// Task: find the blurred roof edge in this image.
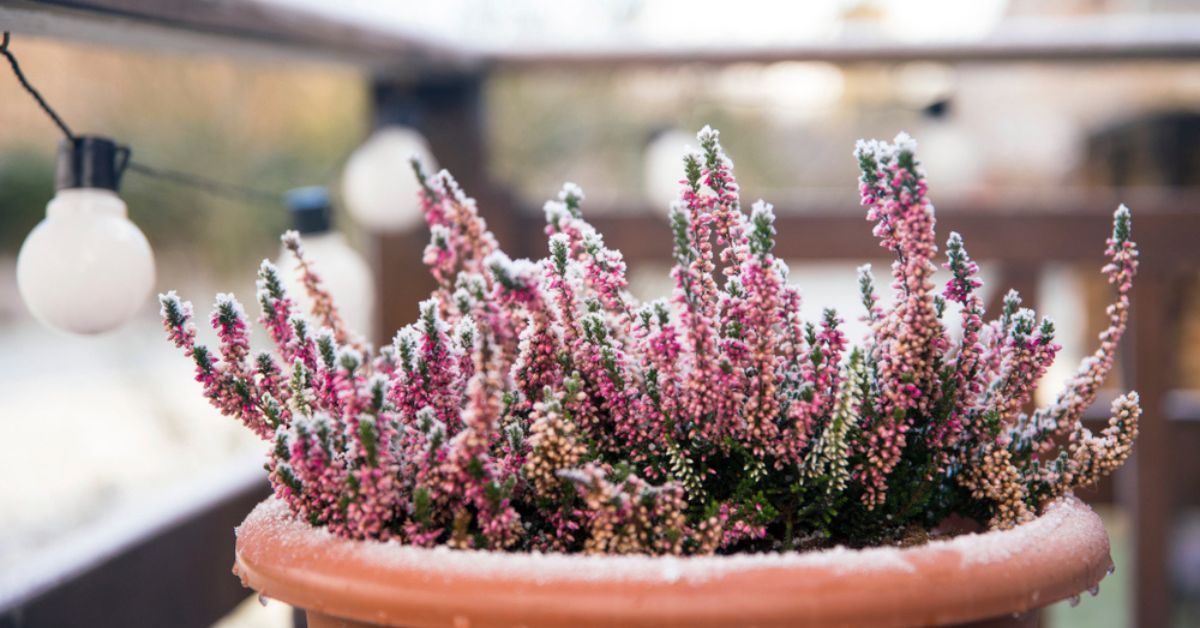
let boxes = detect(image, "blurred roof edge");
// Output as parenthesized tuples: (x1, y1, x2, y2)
(1, 1, 1198, 76)
(490, 14, 1200, 67)
(0, 0, 482, 77)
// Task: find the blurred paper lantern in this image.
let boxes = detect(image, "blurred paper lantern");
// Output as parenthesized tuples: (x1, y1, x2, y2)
(342, 126, 436, 233)
(912, 124, 983, 193)
(761, 62, 845, 123)
(643, 128, 695, 209)
(715, 62, 844, 124)
(278, 187, 376, 338)
(882, 0, 1008, 43)
(17, 137, 155, 335)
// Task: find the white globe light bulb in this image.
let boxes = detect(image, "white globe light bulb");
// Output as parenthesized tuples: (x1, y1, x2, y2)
(643, 129, 695, 210)
(17, 188, 155, 334)
(342, 126, 436, 233)
(279, 186, 377, 339)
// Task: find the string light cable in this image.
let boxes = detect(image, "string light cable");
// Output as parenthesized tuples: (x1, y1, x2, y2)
(3, 31, 313, 336)
(1, 31, 309, 204)
(4, 31, 426, 336)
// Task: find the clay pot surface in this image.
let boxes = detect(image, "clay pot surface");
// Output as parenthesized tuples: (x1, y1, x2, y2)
(234, 496, 1112, 628)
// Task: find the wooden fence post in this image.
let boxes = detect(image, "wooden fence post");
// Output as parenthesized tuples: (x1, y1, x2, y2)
(366, 70, 519, 343)
(1119, 268, 1180, 627)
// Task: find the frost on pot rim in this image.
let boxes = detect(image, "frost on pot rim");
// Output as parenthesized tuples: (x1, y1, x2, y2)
(232, 494, 1113, 628)
(161, 127, 1140, 554)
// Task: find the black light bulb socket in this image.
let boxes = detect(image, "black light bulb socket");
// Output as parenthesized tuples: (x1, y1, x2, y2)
(55, 135, 129, 192)
(286, 186, 333, 234)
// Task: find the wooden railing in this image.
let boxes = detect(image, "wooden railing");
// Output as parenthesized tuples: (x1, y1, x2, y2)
(0, 457, 269, 628)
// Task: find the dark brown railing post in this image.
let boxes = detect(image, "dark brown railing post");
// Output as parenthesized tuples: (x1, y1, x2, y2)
(368, 70, 520, 345)
(1119, 266, 1181, 628)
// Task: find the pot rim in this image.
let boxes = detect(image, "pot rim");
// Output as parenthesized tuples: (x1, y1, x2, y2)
(234, 495, 1112, 627)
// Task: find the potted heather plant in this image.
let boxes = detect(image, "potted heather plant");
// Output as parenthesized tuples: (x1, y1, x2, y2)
(162, 129, 1139, 627)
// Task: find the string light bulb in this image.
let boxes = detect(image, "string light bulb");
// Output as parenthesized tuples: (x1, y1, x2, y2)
(17, 136, 155, 335)
(341, 126, 436, 233)
(643, 128, 695, 209)
(277, 186, 376, 338)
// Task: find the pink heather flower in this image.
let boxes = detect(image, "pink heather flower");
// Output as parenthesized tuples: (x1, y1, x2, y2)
(389, 300, 467, 433)
(1028, 205, 1138, 450)
(424, 224, 458, 297)
(812, 310, 849, 421)
(412, 157, 450, 228)
(160, 128, 1142, 554)
(159, 291, 196, 350)
(975, 289, 1023, 403)
(737, 201, 787, 456)
(434, 169, 500, 274)
(986, 311, 1060, 441)
(634, 300, 683, 450)
(161, 291, 274, 439)
(543, 183, 634, 323)
(853, 133, 948, 508)
(256, 261, 297, 359)
(543, 183, 588, 258)
(491, 251, 562, 410)
(281, 231, 358, 349)
(580, 229, 634, 323)
(212, 293, 251, 367)
(939, 232, 985, 447)
(784, 310, 848, 467)
(718, 502, 768, 549)
(697, 126, 748, 277)
(672, 136, 745, 442)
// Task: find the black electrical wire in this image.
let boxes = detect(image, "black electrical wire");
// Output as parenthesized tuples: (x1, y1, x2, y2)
(1, 31, 327, 205)
(1, 32, 77, 141)
(123, 161, 283, 203)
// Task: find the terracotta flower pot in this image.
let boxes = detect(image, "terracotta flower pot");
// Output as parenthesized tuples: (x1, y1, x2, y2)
(233, 496, 1113, 628)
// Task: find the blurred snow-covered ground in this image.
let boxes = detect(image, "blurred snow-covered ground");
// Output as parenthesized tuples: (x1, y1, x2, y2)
(0, 258, 267, 587)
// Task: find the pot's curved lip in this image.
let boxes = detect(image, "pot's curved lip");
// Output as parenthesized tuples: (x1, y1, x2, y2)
(234, 495, 1112, 628)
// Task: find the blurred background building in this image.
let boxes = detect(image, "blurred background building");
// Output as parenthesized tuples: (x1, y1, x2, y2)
(1, 0, 1198, 626)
